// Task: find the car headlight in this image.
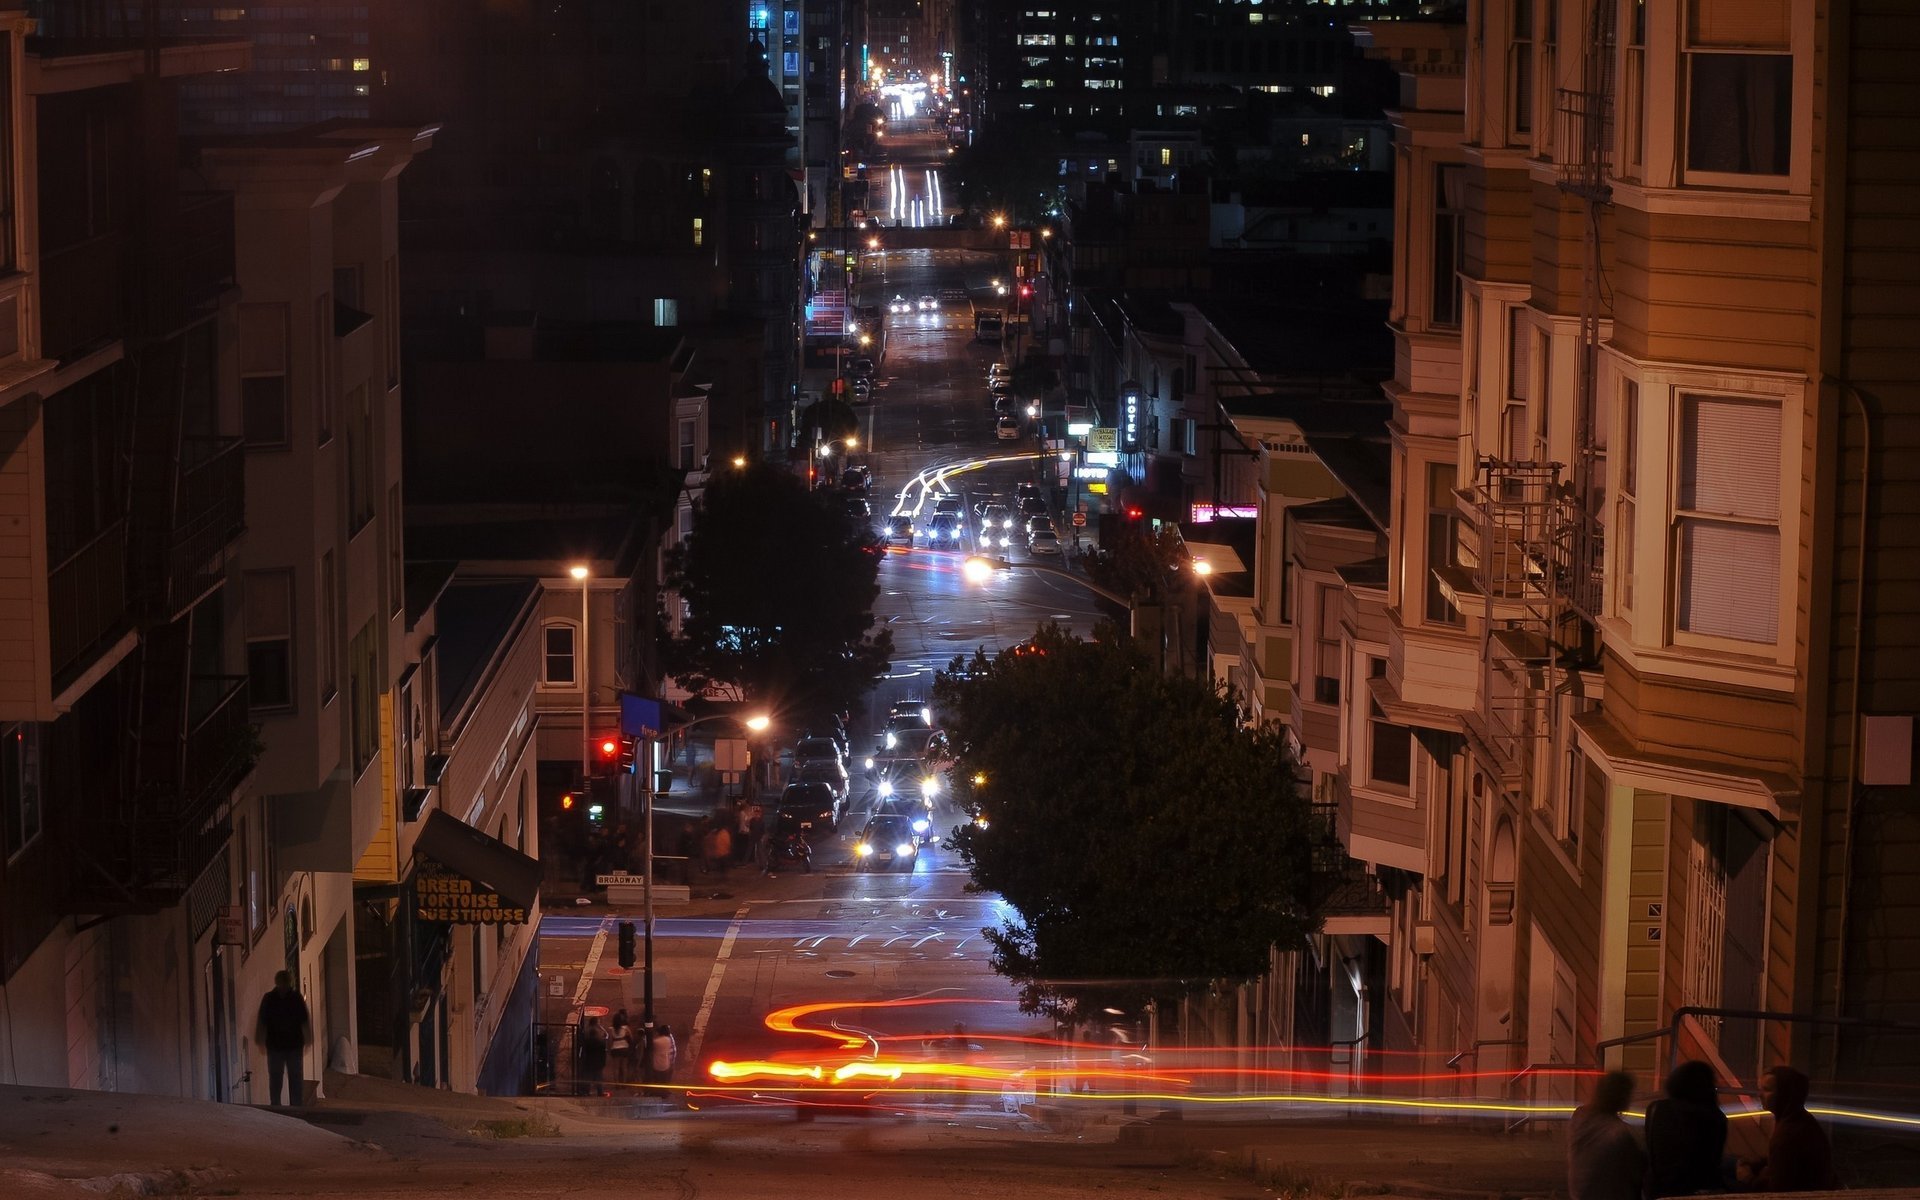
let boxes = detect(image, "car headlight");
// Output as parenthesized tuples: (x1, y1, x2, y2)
(886, 732, 898, 748)
(864, 757, 876, 770)
(896, 843, 916, 856)
(855, 843, 873, 856)
(921, 707, 932, 724)
(878, 780, 893, 797)
(912, 818, 929, 834)
(923, 777, 940, 796)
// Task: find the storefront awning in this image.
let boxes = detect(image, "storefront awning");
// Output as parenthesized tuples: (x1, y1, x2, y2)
(412, 809, 542, 924)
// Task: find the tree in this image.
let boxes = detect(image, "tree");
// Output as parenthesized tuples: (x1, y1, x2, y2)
(935, 625, 1317, 1022)
(662, 463, 892, 717)
(1085, 518, 1186, 603)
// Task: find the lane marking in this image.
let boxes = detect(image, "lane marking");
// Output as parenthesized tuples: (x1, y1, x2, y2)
(572, 917, 611, 1012)
(687, 904, 751, 1062)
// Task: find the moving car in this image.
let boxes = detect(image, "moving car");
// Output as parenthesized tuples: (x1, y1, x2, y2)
(888, 699, 933, 725)
(871, 763, 940, 809)
(792, 758, 850, 804)
(884, 514, 914, 545)
(853, 815, 919, 870)
(1015, 481, 1041, 503)
(844, 496, 872, 520)
(1028, 528, 1062, 556)
(922, 512, 963, 548)
(978, 503, 1015, 548)
(842, 465, 873, 493)
(996, 415, 1021, 440)
(888, 295, 911, 315)
(933, 494, 964, 516)
(873, 798, 935, 844)
(917, 294, 938, 311)
(1019, 495, 1047, 520)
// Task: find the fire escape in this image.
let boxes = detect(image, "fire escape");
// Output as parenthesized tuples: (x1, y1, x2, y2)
(39, 25, 255, 914)
(1458, 0, 1613, 800)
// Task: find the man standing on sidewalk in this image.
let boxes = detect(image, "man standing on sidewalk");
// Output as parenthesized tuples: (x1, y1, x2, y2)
(255, 971, 312, 1107)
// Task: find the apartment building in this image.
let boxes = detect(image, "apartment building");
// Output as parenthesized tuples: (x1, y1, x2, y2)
(1279, 0, 1920, 1110)
(196, 121, 432, 1099)
(0, 20, 258, 1098)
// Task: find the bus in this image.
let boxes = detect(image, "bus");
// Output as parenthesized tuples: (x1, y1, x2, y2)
(974, 309, 1005, 341)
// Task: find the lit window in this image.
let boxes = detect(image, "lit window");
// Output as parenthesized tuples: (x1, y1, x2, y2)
(654, 298, 679, 327)
(692, 217, 704, 246)
(1160, 147, 1172, 166)
(352, 57, 370, 71)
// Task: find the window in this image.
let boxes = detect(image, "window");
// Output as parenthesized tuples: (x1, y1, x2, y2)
(677, 417, 699, 471)
(1674, 395, 1781, 644)
(1615, 380, 1639, 614)
(692, 217, 704, 246)
(1425, 462, 1464, 625)
(1367, 690, 1413, 792)
(1431, 165, 1465, 328)
(1508, 0, 1533, 140)
(240, 303, 291, 447)
(542, 623, 578, 687)
(1623, 0, 1648, 175)
(346, 384, 373, 531)
(1159, 147, 1172, 167)
(1312, 585, 1342, 705)
(332, 264, 362, 311)
(314, 293, 334, 444)
(3, 724, 42, 860)
(245, 569, 295, 710)
(1503, 307, 1532, 460)
(349, 620, 379, 775)
(653, 298, 678, 327)
(0, 36, 14, 273)
(1685, 0, 1791, 179)
(319, 551, 337, 701)
(387, 485, 403, 615)
(383, 256, 400, 387)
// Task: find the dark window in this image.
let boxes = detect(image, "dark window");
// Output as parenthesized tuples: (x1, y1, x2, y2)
(3, 723, 43, 859)
(1687, 53, 1791, 176)
(245, 569, 295, 710)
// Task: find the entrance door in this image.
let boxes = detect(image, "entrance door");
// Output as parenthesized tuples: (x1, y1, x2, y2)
(202, 949, 232, 1101)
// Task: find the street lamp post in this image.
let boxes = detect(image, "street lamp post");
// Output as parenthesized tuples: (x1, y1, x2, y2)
(570, 565, 591, 781)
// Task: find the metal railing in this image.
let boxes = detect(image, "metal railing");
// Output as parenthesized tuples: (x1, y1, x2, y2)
(168, 435, 246, 609)
(142, 192, 235, 335)
(47, 520, 129, 682)
(39, 231, 127, 361)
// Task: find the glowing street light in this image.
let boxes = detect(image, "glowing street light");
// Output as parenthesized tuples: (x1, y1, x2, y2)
(732, 455, 748, 469)
(991, 213, 1007, 229)
(1192, 559, 1214, 577)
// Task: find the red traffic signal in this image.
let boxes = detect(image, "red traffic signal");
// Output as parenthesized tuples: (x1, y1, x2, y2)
(596, 734, 634, 776)
(1124, 506, 1144, 520)
(1018, 284, 1033, 298)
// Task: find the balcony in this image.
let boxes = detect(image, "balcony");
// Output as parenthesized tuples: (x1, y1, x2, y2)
(71, 675, 255, 912)
(38, 232, 127, 362)
(131, 436, 246, 621)
(1308, 802, 1390, 935)
(142, 193, 235, 336)
(47, 521, 129, 686)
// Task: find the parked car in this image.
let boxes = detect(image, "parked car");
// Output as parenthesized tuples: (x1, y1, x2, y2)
(851, 377, 873, 401)
(778, 781, 841, 832)
(850, 356, 876, 379)
(1028, 528, 1062, 556)
(1024, 515, 1055, 539)
(854, 815, 919, 870)
(987, 362, 1009, 381)
(923, 512, 964, 548)
(792, 736, 844, 769)
(792, 758, 850, 804)
(844, 496, 872, 520)
(996, 415, 1021, 440)
(884, 514, 914, 545)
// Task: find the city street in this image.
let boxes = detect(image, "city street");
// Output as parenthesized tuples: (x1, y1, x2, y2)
(536, 132, 1112, 1118)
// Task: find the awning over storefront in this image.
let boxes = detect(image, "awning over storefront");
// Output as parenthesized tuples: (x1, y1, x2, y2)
(412, 809, 542, 924)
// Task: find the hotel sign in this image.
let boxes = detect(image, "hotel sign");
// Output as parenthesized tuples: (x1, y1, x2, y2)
(1087, 427, 1117, 453)
(1120, 383, 1143, 453)
(415, 861, 531, 925)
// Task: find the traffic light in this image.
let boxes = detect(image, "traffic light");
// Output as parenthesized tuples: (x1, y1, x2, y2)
(617, 920, 637, 969)
(1125, 505, 1145, 521)
(1018, 283, 1032, 299)
(596, 735, 623, 776)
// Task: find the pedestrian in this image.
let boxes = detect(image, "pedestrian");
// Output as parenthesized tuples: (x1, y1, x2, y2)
(736, 802, 759, 864)
(709, 823, 732, 877)
(608, 1008, 635, 1086)
(1645, 1060, 1728, 1198)
(578, 1014, 609, 1096)
(1737, 1065, 1834, 1191)
(646, 1022, 678, 1088)
(1569, 1070, 1646, 1200)
(254, 970, 313, 1107)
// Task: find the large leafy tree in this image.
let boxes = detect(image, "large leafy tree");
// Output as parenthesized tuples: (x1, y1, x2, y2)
(662, 463, 892, 715)
(936, 625, 1317, 1021)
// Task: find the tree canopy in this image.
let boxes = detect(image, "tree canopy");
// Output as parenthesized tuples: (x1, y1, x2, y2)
(935, 625, 1318, 1022)
(662, 463, 891, 716)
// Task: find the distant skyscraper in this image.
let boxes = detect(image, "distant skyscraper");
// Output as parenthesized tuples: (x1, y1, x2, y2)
(123, 1, 377, 133)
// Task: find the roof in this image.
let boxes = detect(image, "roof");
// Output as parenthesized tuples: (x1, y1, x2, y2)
(1304, 435, 1393, 530)
(433, 579, 538, 729)
(404, 560, 459, 629)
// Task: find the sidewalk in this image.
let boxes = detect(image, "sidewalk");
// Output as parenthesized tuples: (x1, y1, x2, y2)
(1114, 1115, 1568, 1200)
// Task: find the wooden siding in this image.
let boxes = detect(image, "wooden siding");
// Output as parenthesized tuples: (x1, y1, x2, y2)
(1511, 757, 1615, 1080)
(1805, 0, 1920, 1086)
(1619, 791, 1669, 1080)
(1464, 165, 1531, 285)
(1528, 182, 1616, 320)
(353, 697, 399, 884)
(1600, 648, 1803, 781)
(0, 398, 46, 717)
(1609, 206, 1818, 375)
(1393, 620, 1481, 711)
(1346, 786, 1426, 868)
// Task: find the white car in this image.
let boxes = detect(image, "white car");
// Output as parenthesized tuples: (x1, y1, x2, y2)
(996, 415, 1021, 441)
(888, 295, 911, 315)
(1028, 529, 1062, 556)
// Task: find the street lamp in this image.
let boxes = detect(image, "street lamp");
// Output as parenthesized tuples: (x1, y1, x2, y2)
(991, 213, 1007, 229)
(569, 565, 591, 781)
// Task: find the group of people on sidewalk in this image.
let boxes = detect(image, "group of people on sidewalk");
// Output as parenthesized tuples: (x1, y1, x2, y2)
(692, 798, 768, 876)
(1570, 1062, 1835, 1200)
(575, 1010, 677, 1096)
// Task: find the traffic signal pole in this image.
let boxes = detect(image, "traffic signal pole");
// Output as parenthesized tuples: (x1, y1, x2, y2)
(640, 732, 657, 1031)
